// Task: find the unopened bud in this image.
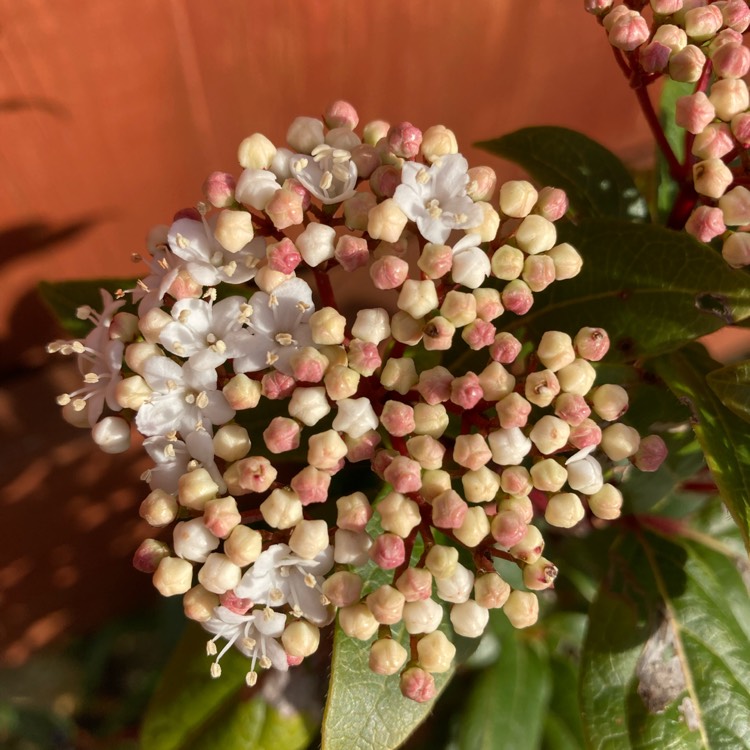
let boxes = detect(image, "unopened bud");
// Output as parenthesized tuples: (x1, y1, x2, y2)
(503, 590, 539, 629)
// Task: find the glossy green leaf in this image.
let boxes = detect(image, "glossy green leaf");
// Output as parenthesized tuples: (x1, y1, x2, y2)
(38, 279, 137, 337)
(458, 615, 552, 750)
(656, 80, 692, 222)
(580, 528, 750, 749)
(141, 624, 316, 750)
(507, 220, 750, 360)
(707, 359, 750, 425)
(655, 344, 750, 552)
(477, 127, 648, 221)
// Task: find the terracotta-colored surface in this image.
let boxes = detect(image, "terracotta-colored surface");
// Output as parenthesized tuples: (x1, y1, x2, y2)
(0, 1, 676, 664)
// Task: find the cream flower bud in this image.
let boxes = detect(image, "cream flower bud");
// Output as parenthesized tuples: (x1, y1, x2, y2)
(213, 424, 251, 462)
(425, 544, 459, 579)
(198, 553, 241, 595)
(223, 374, 261, 410)
(260, 488, 303, 529)
(396, 567, 434, 602)
(453, 506, 491, 548)
(710, 79, 750, 122)
(557, 359, 597, 395)
(392, 311, 424, 346)
(417, 630, 456, 673)
(178, 468, 219, 511)
(338, 603, 379, 640)
(592, 384, 629, 421)
(238, 133, 276, 169)
(500, 465, 532, 496)
(296, 222, 336, 267)
(499, 495, 533, 524)
(336, 492, 373, 532)
(462, 466, 501, 503)
(204, 496, 242, 538)
(500, 180, 538, 218)
(467, 165, 497, 202)
(398, 279, 439, 319)
(367, 585, 406, 624)
(367, 198, 408, 242)
(669, 45, 707, 83)
(545, 492, 585, 528)
(352, 307, 391, 344)
(451, 600, 490, 638)
(224, 525, 262, 567)
(413, 403, 449, 438)
(496, 392, 532, 429)
(140, 489, 178, 527)
(421, 468, 453, 501)
(504, 590, 539, 629)
(509, 525, 545, 563)
(566, 456, 604, 495)
(183, 585, 219, 622)
(453, 434, 492, 471)
(138, 307, 172, 343)
(440, 290, 477, 327)
(322, 571, 363, 607)
(335, 529, 373, 566)
(723, 232, 750, 267)
(420, 124, 458, 162)
(369, 638, 408, 675)
(288, 387, 331, 427)
(309, 307, 346, 345)
(282, 621, 320, 659)
(124, 342, 162, 376)
(381, 357, 419, 395)
(289, 519, 330, 559)
(91, 416, 130, 454)
(153, 557, 193, 597)
(530, 458, 567, 492)
(515, 215, 556, 255)
(653, 22, 687, 52)
(491, 244, 525, 280)
(588, 483, 624, 520)
(378, 491, 422, 538)
(436, 563, 474, 604)
(488, 427, 532, 465)
(719, 186, 750, 226)
(214, 209, 254, 253)
(474, 573, 511, 609)
(547, 243, 583, 280)
(406, 435, 445, 470)
(523, 557, 559, 591)
(473, 287, 503, 321)
(693, 123, 734, 160)
(465, 202, 500, 243)
(525, 370, 561, 408)
(601, 423, 641, 461)
(478, 362, 515, 401)
(537, 331, 576, 372)
(307, 429, 348, 470)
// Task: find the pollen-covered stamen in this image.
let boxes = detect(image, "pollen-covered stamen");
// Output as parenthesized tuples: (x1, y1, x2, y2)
(246, 671, 258, 686)
(221, 261, 237, 278)
(427, 199, 443, 219)
(319, 171, 334, 191)
(83, 372, 100, 384)
(292, 157, 309, 171)
(269, 587, 285, 604)
(275, 332, 295, 347)
(175, 233, 191, 250)
(196, 391, 210, 409)
(416, 168, 430, 185)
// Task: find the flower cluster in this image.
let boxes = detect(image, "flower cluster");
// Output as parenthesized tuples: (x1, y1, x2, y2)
(50, 101, 666, 700)
(586, 0, 750, 266)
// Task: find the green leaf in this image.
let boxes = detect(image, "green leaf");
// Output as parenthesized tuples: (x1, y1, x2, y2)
(476, 126, 648, 222)
(656, 80, 692, 222)
(580, 528, 750, 749)
(654, 344, 750, 552)
(707, 359, 750, 425)
(38, 278, 137, 337)
(141, 624, 316, 750)
(458, 614, 552, 750)
(507, 220, 750, 360)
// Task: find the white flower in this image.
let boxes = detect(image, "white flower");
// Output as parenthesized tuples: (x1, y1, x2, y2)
(158, 296, 254, 369)
(168, 217, 266, 286)
(232, 278, 316, 375)
(393, 154, 483, 244)
(451, 233, 490, 289)
(332, 398, 379, 438)
(290, 145, 358, 204)
(135, 357, 235, 438)
(203, 606, 289, 680)
(235, 543, 334, 626)
(235, 168, 282, 210)
(132, 245, 183, 315)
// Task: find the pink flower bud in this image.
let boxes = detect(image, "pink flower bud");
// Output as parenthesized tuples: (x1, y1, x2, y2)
(202, 171, 237, 208)
(534, 186, 568, 221)
(167, 269, 203, 301)
(496, 392, 532, 429)
(684, 5, 723, 41)
(370, 533, 406, 569)
(232, 456, 278, 494)
(290, 347, 328, 383)
(450, 372, 484, 409)
(722, 231, 750, 267)
(370, 254, 410, 289)
(719, 186, 750, 225)
(634, 434, 669, 471)
(381, 401, 416, 437)
(261, 371, 296, 399)
(639, 41, 672, 74)
(290, 465, 331, 505)
(489, 332, 522, 365)
(712, 42, 750, 79)
(466, 166, 497, 202)
(608, 11, 649, 51)
(367, 584, 406, 625)
(372, 448, 396, 479)
(574, 327, 610, 361)
(133, 538, 170, 573)
(203, 496, 241, 539)
(431, 489, 469, 529)
(490, 510, 527, 547)
(344, 192, 376, 231)
(387, 121, 422, 159)
(651, 0, 683, 15)
(347, 339, 382, 377)
(501, 280, 534, 315)
(220, 590, 253, 615)
(345, 429, 382, 463)
(384, 455, 423, 494)
(333, 234, 369, 272)
(396, 567, 434, 602)
(417, 366, 453, 404)
(453, 433, 492, 471)
(554, 392, 591, 426)
(265, 187, 304, 229)
(369, 165, 401, 199)
(525, 370, 560, 408)
(337, 491, 373, 532)
(461, 319, 496, 350)
(400, 667, 436, 703)
(721, 0, 750, 32)
(569, 419, 603, 450)
(324, 100, 359, 130)
(676, 92, 716, 136)
(693, 123, 734, 160)
(670, 44, 707, 83)
(685, 206, 726, 242)
(266, 237, 301, 274)
(418, 242, 453, 279)
(262, 416, 301, 453)
(323, 570, 363, 607)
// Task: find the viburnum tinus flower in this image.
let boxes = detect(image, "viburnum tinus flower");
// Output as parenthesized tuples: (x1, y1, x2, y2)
(50, 99, 667, 701)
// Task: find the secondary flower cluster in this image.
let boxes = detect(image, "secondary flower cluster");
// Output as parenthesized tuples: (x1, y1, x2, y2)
(50, 102, 666, 700)
(586, 0, 750, 267)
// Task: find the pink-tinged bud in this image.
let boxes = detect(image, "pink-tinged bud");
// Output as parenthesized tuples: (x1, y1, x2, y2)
(167, 268, 203, 301)
(350, 144, 379, 179)
(387, 121, 422, 159)
(261, 371, 296, 399)
(712, 42, 750, 79)
(608, 11, 649, 51)
(266, 237, 301, 274)
(333, 234, 369, 272)
(720, 0, 750, 31)
(418, 242, 453, 279)
(574, 327, 610, 361)
(585, 0, 614, 14)
(588, 484, 624, 520)
(262, 416, 301, 454)
(370, 254, 410, 290)
(345, 429, 382, 463)
(283, 177, 312, 210)
(710, 78, 750, 122)
(406, 435, 445, 470)
(509, 525, 544, 564)
(367, 585, 406, 625)
(685, 206, 726, 242)
(372, 448, 396, 480)
(323, 570, 363, 608)
(231, 456, 278, 494)
(489, 332, 522, 365)
(467, 165, 497, 202)
(423, 319, 454, 353)
(670, 44, 707, 83)
(693, 123, 734, 160)
(417, 366, 453, 404)
(337, 491, 373, 532)
(381, 400, 416, 437)
(731, 111, 750, 147)
(569, 419, 603, 450)
(651, 0, 683, 15)
(344, 192, 377, 231)
(720, 186, 750, 226)
(554, 392, 592, 426)
(222, 374, 261, 411)
(722, 232, 750, 267)
(639, 41, 672, 74)
(421, 124, 458, 163)
(634, 434, 669, 472)
(592, 384, 630, 421)
(522, 255, 556, 293)
(500, 465, 532, 496)
(384, 455, 423, 494)
(290, 465, 331, 505)
(676, 92, 716, 136)
(396, 567, 434, 602)
(324, 100, 359, 130)
(450, 372, 484, 409)
(685, 4, 723, 40)
(431, 489, 469, 529)
(133, 538, 170, 573)
(265, 187, 304, 229)
(338, 603, 379, 640)
(369, 166, 402, 200)
(370, 533, 406, 569)
(490, 510, 526, 547)
(400, 667, 436, 703)
(453, 434, 492, 471)
(533, 187, 567, 222)
(495, 392, 530, 429)
(501, 279, 534, 315)
(140, 489, 179, 528)
(472, 288, 503, 323)
(202, 171, 237, 208)
(289, 347, 328, 383)
(347, 339, 382, 377)
(219, 590, 252, 615)
(326, 126, 360, 151)
(369, 638, 408, 676)
(474, 572, 511, 610)
(203, 496, 241, 539)
(462, 319, 496, 350)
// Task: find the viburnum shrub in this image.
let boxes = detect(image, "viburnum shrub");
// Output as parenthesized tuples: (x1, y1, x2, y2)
(44, 3, 750, 748)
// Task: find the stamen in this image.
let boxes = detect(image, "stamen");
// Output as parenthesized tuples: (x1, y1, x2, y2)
(246, 671, 258, 686)
(210, 662, 222, 678)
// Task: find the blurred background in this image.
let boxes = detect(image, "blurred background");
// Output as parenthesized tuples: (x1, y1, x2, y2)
(0, 1, 658, 746)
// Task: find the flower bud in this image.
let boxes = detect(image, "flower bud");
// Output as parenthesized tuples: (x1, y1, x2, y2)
(400, 667, 436, 703)
(719, 186, 750, 226)
(588, 483, 624, 520)
(557, 359, 597, 395)
(396, 567, 434, 602)
(351, 144, 380, 178)
(669, 45, 707, 83)
(283, 620, 320, 659)
(640, 41, 672, 74)
(378, 491, 422, 537)
(369, 533, 405, 569)
(407, 435, 445, 470)
(490, 510, 527, 548)
(574, 327, 610, 361)
(369, 638, 408, 676)
(566, 456, 604, 495)
(693, 123, 734, 160)
(601, 423, 641, 461)
(296, 222, 336, 267)
(686, 206, 726, 243)
(474, 573, 511, 609)
(223, 373, 261, 410)
(367, 198, 408, 242)
(198, 553, 241, 595)
(153, 556, 193, 596)
(453, 506, 491, 548)
(431, 489, 469, 529)
(530, 458, 567, 492)
(335, 233, 370, 271)
(547, 242, 583, 280)
(491, 244, 525, 280)
(238, 133, 276, 170)
(522, 254, 556, 292)
(381, 357, 419, 395)
(322, 571, 363, 608)
(287, 116, 324, 152)
(501, 279, 534, 315)
(337, 492, 373, 532)
(710, 78, 750, 122)
(290, 465, 331, 505)
(425, 544, 459, 579)
(499, 180, 538, 218)
(367, 584, 406, 624)
(235, 168, 280, 210)
(509, 524, 545, 563)
(498, 495, 534, 523)
(263, 416, 301, 454)
(477, 361, 515, 402)
(530, 415, 570, 454)
(381, 401, 416, 437)
(183, 585, 219, 622)
(451, 600, 490, 638)
(608, 10, 649, 51)
(462, 466, 501, 503)
(387, 121, 422, 158)
(417, 630, 456, 673)
(260, 488, 303, 529)
(721, 0, 750, 32)
(398, 279, 439, 319)
(504, 590, 539, 629)
(436, 563, 474, 604)
(420, 124, 458, 162)
(685, 4, 723, 40)
(413, 403, 449, 438)
(288, 387, 331, 427)
(335, 529, 373, 566)
(383, 455, 423, 494)
(178, 468, 219, 511)
(653, 22, 687, 52)
(525, 370, 560, 408)
(515, 215, 556, 255)
(453, 434, 492, 471)
(418, 242, 453, 279)
(403, 598, 443, 634)
(494, 393, 530, 430)
(289, 519, 330, 560)
(133, 538, 170, 573)
(332, 397, 378, 438)
(203, 496, 241, 539)
(569, 419, 603, 451)
(488, 427, 532, 465)
(545, 492, 585, 528)
(91, 416, 130, 454)
(554, 392, 591, 426)
(339, 603, 379, 640)
(723, 232, 750, 267)
(467, 166, 497, 201)
(307, 429, 348, 470)
(224, 525, 262, 567)
(635, 434, 668, 472)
